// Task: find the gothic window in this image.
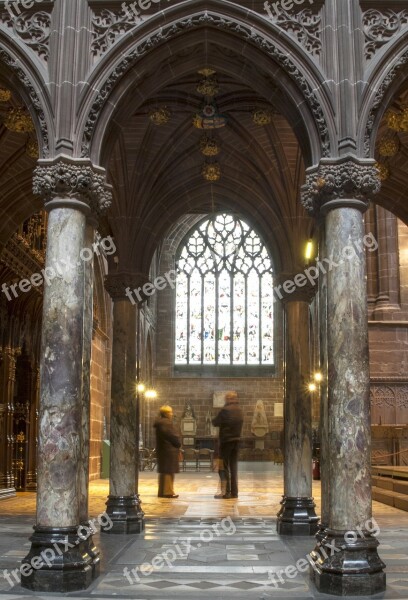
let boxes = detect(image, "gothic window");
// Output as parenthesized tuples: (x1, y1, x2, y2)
(175, 214, 274, 367)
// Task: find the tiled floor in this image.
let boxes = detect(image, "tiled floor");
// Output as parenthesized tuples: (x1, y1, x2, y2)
(0, 464, 407, 599)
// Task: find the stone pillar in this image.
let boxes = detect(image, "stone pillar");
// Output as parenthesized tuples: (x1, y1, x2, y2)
(373, 206, 400, 318)
(277, 286, 318, 536)
(78, 219, 100, 569)
(21, 159, 111, 593)
(26, 368, 40, 490)
(0, 348, 17, 498)
(302, 158, 386, 596)
(316, 221, 329, 543)
(103, 274, 145, 534)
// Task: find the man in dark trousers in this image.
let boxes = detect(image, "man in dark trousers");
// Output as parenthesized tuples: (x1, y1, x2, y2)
(154, 405, 181, 498)
(212, 392, 244, 499)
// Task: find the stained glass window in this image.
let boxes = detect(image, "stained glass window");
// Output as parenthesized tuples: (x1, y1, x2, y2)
(175, 214, 274, 366)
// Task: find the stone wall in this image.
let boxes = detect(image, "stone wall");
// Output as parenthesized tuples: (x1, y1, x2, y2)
(145, 376, 284, 448)
(89, 329, 111, 479)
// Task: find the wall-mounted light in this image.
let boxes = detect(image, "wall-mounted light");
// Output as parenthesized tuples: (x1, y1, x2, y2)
(308, 382, 317, 392)
(137, 383, 146, 393)
(305, 239, 314, 261)
(314, 372, 323, 383)
(145, 390, 158, 399)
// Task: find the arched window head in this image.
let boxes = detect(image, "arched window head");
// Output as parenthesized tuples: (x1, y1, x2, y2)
(175, 214, 274, 368)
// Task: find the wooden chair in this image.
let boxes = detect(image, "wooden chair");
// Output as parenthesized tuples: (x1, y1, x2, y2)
(197, 448, 214, 471)
(181, 448, 198, 471)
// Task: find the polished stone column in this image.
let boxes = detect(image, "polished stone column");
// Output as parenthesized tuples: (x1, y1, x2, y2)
(21, 159, 111, 593)
(78, 219, 100, 570)
(317, 222, 329, 542)
(315, 206, 385, 595)
(104, 275, 144, 534)
(277, 290, 318, 536)
(26, 368, 40, 490)
(302, 159, 385, 595)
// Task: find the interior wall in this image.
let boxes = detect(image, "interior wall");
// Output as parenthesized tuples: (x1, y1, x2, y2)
(150, 216, 285, 454)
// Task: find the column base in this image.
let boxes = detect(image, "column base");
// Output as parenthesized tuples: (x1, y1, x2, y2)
(276, 496, 319, 536)
(311, 528, 386, 596)
(104, 494, 145, 534)
(21, 526, 99, 593)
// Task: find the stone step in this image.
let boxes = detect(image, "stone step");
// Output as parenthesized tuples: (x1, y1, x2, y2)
(372, 486, 408, 511)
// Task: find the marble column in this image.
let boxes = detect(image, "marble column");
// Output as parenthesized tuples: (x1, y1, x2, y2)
(78, 219, 100, 569)
(21, 159, 111, 593)
(302, 160, 385, 596)
(277, 289, 318, 536)
(103, 275, 144, 534)
(26, 368, 40, 490)
(317, 222, 329, 541)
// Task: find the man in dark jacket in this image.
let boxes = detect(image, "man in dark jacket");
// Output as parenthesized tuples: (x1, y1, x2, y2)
(212, 392, 244, 499)
(154, 405, 181, 498)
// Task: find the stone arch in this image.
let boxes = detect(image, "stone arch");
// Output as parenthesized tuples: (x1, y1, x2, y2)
(0, 31, 53, 158)
(77, 4, 335, 165)
(359, 31, 408, 158)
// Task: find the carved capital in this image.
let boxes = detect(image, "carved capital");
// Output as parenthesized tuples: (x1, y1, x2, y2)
(104, 271, 150, 302)
(33, 157, 112, 215)
(301, 158, 381, 216)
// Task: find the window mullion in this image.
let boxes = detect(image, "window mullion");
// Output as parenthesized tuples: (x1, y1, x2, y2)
(215, 271, 219, 365)
(187, 274, 191, 365)
(201, 276, 204, 365)
(245, 274, 248, 365)
(259, 274, 262, 365)
(230, 271, 234, 365)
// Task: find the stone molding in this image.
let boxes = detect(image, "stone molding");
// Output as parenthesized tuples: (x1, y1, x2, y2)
(33, 157, 112, 215)
(0, 46, 49, 156)
(364, 47, 408, 157)
(82, 11, 330, 158)
(363, 9, 408, 61)
(301, 157, 381, 215)
(104, 271, 150, 301)
(1, 10, 51, 61)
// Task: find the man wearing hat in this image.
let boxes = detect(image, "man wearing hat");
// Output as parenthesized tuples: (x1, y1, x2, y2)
(212, 392, 243, 499)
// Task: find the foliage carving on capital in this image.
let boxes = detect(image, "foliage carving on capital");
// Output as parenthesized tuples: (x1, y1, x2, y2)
(269, 8, 322, 57)
(33, 160, 112, 214)
(301, 159, 381, 214)
(363, 9, 408, 60)
(82, 12, 330, 158)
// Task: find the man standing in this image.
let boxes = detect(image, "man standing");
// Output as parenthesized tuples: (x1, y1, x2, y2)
(212, 392, 243, 499)
(154, 405, 181, 498)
